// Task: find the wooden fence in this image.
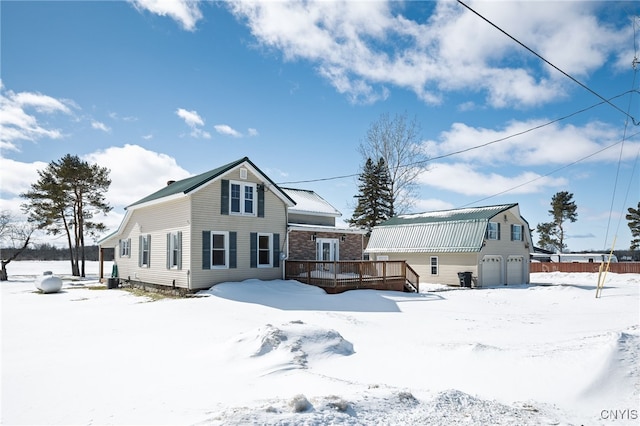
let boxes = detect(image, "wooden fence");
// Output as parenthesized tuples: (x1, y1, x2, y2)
(530, 262, 640, 274)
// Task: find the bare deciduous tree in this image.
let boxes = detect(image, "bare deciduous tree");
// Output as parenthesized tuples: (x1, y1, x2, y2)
(357, 112, 428, 216)
(0, 211, 35, 281)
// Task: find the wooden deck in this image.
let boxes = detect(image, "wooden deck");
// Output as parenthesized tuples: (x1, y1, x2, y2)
(285, 260, 419, 294)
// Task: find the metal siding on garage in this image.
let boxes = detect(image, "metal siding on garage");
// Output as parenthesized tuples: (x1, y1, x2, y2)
(481, 255, 503, 286)
(507, 256, 524, 285)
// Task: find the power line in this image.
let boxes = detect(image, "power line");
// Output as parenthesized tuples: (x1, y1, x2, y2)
(277, 90, 638, 185)
(458, 130, 640, 209)
(457, 0, 640, 126)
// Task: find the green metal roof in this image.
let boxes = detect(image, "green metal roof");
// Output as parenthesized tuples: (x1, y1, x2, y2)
(366, 204, 520, 253)
(127, 157, 294, 209)
(379, 204, 517, 226)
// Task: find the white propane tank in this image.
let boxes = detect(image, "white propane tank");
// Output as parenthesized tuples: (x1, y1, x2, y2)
(35, 271, 63, 294)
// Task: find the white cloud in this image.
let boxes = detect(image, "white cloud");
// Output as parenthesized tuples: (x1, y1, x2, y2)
(0, 157, 48, 197)
(0, 83, 74, 151)
(176, 108, 211, 139)
(247, 128, 259, 137)
(1, 145, 193, 241)
(91, 120, 111, 133)
(214, 124, 242, 138)
(422, 120, 639, 167)
(84, 144, 192, 208)
(411, 198, 455, 213)
(131, 0, 203, 31)
(176, 108, 204, 127)
(142, 134, 153, 140)
(226, 1, 629, 108)
(417, 162, 567, 196)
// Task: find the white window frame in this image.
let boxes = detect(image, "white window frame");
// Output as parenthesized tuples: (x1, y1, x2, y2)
(430, 256, 439, 275)
(141, 234, 150, 267)
(487, 222, 500, 240)
(230, 180, 256, 216)
(168, 232, 180, 269)
(210, 231, 229, 269)
(511, 224, 523, 241)
(316, 238, 339, 262)
(257, 232, 272, 268)
(120, 238, 130, 257)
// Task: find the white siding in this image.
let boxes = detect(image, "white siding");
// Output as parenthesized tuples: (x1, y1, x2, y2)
(189, 167, 288, 290)
(371, 252, 479, 286)
(479, 208, 531, 286)
(112, 197, 191, 289)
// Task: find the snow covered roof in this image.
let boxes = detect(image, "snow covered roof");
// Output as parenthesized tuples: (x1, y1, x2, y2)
(381, 204, 517, 226)
(282, 187, 341, 217)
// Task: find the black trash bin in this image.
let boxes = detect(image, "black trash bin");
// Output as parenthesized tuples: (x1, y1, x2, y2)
(107, 277, 118, 289)
(457, 272, 472, 288)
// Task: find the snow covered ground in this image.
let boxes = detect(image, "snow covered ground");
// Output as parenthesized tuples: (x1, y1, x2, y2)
(2, 261, 639, 425)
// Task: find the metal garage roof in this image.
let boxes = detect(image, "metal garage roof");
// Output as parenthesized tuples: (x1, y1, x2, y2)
(366, 204, 518, 253)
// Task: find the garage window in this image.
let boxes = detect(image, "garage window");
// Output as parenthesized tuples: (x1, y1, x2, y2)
(430, 256, 438, 275)
(487, 222, 501, 240)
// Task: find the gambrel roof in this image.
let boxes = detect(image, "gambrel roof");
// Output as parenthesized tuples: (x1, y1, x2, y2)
(366, 204, 522, 253)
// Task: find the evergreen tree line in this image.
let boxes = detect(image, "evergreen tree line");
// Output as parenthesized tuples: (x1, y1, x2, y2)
(0, 244, 114, 261)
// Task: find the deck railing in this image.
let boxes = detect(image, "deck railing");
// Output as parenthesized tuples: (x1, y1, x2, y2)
(285, 260, 419, 293)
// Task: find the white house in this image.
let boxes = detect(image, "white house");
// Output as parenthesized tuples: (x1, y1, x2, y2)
(99, 157, 296, 292)
(365, 204, 532, 287)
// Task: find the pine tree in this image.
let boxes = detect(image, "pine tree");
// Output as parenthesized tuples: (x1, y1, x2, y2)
(535, 191, 578, 252)
(626, 202, 640, 250)
(348, 157, 393, 233)
(21, 154, 112, 277)
(358, 112, 428, 215)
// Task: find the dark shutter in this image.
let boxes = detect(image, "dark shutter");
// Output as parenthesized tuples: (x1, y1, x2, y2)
(229, 231, 237, 269)
(221, 179, 229, 215)
(510, 224, 514, 241)
(258, 184, 265, 218)
(166, 233, 171, 269)
(177, 231, 182, 270)
(138, 235, 143, 267)
(273, 233, 280, 268)
(147, 235, 151, 267)
(250, 232, 257, 268)
(497, 223, 501, 240)
(202, 231, 211, 269)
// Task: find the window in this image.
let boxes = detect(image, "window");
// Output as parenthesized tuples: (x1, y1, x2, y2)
(250, 232, 280, 268)
(258, 233, 272, 267)
(430, 256, 438, 275)
(139, 234, 151, 267)
(119, 238, 130, 257)
(511, 224, 523, 241)
(211, 231, 229, 268)
(487, 222, 501, 240)
(202, 231, 236, 269)
(167, 232, 182, 269)
(230, 181, 256, 215)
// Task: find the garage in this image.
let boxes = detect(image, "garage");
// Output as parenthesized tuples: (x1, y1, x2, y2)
(506, 256, 525, 285)
(481, 255, 503, 286)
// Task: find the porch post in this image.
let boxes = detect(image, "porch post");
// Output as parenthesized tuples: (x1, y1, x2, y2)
(99, 247, 104, 282)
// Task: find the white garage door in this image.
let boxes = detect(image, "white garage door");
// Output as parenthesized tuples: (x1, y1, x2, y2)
(506, 256, 524, 285)
(481, 256, 503, 286)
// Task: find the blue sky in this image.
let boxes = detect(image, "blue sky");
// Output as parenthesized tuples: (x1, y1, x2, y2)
(1, 0, 639, 252)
